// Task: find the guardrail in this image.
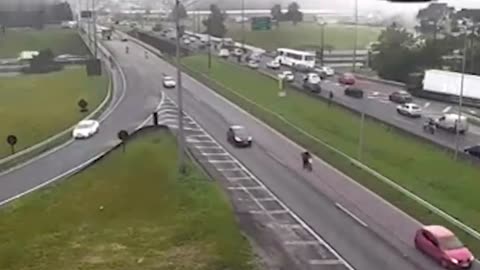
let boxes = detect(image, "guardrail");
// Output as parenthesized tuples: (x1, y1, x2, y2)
(0, 31, 115, 173)
(127, 30, 480, 243)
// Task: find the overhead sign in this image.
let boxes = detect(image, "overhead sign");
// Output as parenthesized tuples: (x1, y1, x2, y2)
(81, 11, 92, 18)
(251, 17, 271, 31)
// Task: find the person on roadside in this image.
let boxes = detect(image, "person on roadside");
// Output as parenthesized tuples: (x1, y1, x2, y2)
(301, 151, 313, 171)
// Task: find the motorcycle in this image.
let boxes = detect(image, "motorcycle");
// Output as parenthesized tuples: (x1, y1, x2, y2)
(423, 120, 436, 134)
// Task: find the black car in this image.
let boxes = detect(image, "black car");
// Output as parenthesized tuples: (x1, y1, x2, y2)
(389, 91, 413, 103)
(227, 125, 252, 147)
(344, 87, 364, 98)
(464, 145, 480, 159)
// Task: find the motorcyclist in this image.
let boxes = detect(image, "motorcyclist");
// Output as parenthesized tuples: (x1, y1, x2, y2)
(424, 118, 436, 134)
(125, 46, 129, 54)
(301, 151, 312, 171)
(144, 51, 148, 59)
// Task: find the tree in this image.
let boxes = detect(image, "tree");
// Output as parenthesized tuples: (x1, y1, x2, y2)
(285, 2, 303, 25)
(270, 4, 283, 27)
(28, 48, 61, 73)
(202, 4, 227, 38)
(170, 2, 187, 21)
(416, 3, 453, 40)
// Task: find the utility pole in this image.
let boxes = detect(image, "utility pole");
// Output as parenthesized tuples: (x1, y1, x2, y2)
(320, 21, 325, 67)
(454, 26, 468, 161)
(241, 0, 245, 50)
(352, 0, 358, 72)
(175, 0, 186, 173)
(358, 103, 365, 161)
(207, 18, 212, 70)
(92, 0, 98, 59)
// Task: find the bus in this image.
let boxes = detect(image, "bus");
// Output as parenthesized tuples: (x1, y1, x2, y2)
(276, 48, 316, 69)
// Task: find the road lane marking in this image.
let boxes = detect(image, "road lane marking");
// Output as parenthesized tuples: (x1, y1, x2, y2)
(335, 203, 368, 227)
(218, 168, 242, 172)
(443, 106, 452, 113)
(195, 145, 222, 149)
(424, 102, 430, 108)
(249, 210, 289, 214)
(207, 159, 236, 164)
(201, 152, 229, 156)
(309, 259, 343, 265)
(228, 186, 264, 190)
(284, 241, 320, 245)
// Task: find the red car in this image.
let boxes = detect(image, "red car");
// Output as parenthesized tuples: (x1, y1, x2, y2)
(338, 73, 355, 85)
(415, 225, 474, 269)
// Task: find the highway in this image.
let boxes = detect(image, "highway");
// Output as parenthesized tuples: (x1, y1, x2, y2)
(121, 35, 480, 269)
(0, 39, 162, 204)
(144, 28, 480, 152)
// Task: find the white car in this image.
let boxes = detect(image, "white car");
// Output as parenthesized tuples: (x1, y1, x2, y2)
(73, 120, 100, 139)
(182, 38, 191, 45)
(248, 60, 259, 69)
(163, 76, 176, 88)
(396, 103, 422, 118)
(278, 71, 295, 82)
(266, 60, 281, 69)
(233, 48, 244, 56)
(219, 49, 230, 58)
(318, 66, 335, 76)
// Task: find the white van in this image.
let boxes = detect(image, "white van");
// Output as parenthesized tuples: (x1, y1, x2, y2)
(434, 113, 469, 134)
(219, 48, 230, 58)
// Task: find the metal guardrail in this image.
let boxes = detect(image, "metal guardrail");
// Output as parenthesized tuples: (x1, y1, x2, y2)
(0, 31, 114, 171)
(128, 31, 480, 243)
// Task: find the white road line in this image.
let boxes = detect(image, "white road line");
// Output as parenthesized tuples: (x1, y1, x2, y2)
(227, 176, 252, 181)
(207, 159, 236, 164)
(443, 106, 452, 113)
(256, 198, 276, 202)
(227, 186, 264, 190)
(284, 240, 320, 245)
(335, 203, 368, 227)
(195, 145, 222, 149)
(186, 138, 214, 143)
(189, 134, 210, 139)
(309, 259, 343, 265)
(201, 152, 229, 156)
(250, 210, 289, 215)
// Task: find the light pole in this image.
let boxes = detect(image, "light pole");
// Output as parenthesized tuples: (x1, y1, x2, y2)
(352, 0, 358, 72)
(454, 23, 469, 161)
(92, 0, 98, 59)
(175, 0, 186, 173)
(241, 0, 245, 50)
(358, 101, 365, 160)
(319, 21, 326, 67)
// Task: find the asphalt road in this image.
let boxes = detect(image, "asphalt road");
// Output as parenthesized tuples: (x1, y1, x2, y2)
(0, 39, 162, 204)
(144, 29, 480, 152)
(122, 35, 480, 269)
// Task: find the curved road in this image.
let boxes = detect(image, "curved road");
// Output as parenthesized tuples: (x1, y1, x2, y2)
(122, 36, 480, 269)
(0, 39, 162, 204)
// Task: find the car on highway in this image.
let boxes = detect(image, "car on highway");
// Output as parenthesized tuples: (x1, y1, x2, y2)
(233, 48, 244, 57)
(464, 145, 480, 159)
(266, 60, 281, 69)
(219, 48, 230, 58)
(227, 125, 252, 147)
(396, 103, 422, 118)
(278, 71, 295, 82)
(293, 63, 313, 73)
(162, 75, 176, 88)
(389, 90, 413, 104)
(247, 60, 259, 69)
(338, 73, 356, 85)
(344, 87, 364, 98)
(121, 37, 128, 42)
(414, 225, 474, 269)
(182, 38, 191, 45)
(434, 114, 469, 134)
(318, 66, 335, 77)
(302, 73, 322, 93)
(73, 120, 100, 139)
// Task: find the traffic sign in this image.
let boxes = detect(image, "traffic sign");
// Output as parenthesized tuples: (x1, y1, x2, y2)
(251, 17, 272, 31)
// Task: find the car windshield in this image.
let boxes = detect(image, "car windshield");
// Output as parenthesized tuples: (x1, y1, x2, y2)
(438, 235, 464, 250)
(77, 123, 93, 129)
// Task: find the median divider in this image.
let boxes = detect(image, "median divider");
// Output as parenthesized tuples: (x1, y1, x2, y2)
(0, 32, 115, 173)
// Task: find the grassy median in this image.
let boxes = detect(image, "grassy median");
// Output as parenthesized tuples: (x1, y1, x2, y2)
(0, 67, 108, 159)
(0, 28, 89, 58)
(182, 55, 480, 254)
(0, 130, 254, 270)
(226, 22, 381, 51)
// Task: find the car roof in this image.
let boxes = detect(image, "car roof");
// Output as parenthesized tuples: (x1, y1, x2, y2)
(405, 103, 419, 107)
(230, 125, 245, 130)
(78, 119, 97, 125)
(423, 225, 454, 238)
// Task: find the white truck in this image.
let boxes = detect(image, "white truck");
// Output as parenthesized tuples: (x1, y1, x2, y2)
(423, 69, 480, 100)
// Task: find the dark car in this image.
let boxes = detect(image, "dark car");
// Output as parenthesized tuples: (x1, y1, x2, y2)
(389, 90, 413, 104)
(464, 145, 480, 159)
(344, 87, 364, 98)
(227, 125, 252, 147)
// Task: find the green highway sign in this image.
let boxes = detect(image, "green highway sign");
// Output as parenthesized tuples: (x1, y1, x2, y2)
(251, 17, 272, 31)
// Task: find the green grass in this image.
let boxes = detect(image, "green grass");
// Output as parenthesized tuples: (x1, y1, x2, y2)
(182, 55, 480, 255)
(0, 130, 254, 270)
(0, 67, 108, 159)
(225, 22, 381, 51)
(0, 28, 89, 58)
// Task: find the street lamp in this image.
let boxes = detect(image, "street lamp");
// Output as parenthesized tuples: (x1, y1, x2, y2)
(319, 20, 326, 67)
(241, 0, 245, 50)
(352, 0, 358, 72)
(175, 0, 186, 173)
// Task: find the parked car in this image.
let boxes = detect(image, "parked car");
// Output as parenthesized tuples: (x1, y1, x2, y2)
(434, 113, 469, 134)
(73, 120, 100, 139)
(266, 60, 281, 69)
(389, 90, 413, 104)
(247, 60, 259, 69)
(162, 75, 176, 88)
(415, 225, 474, 269)
(302, 73, 322, 93)
(338, 73, 356, 85)
(227, 125, 252, 147)
(278, 71, 295, 82)
(344, 87, 364, 98)
(464, 145, 480, 159)
(396, 103, 422, 118)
